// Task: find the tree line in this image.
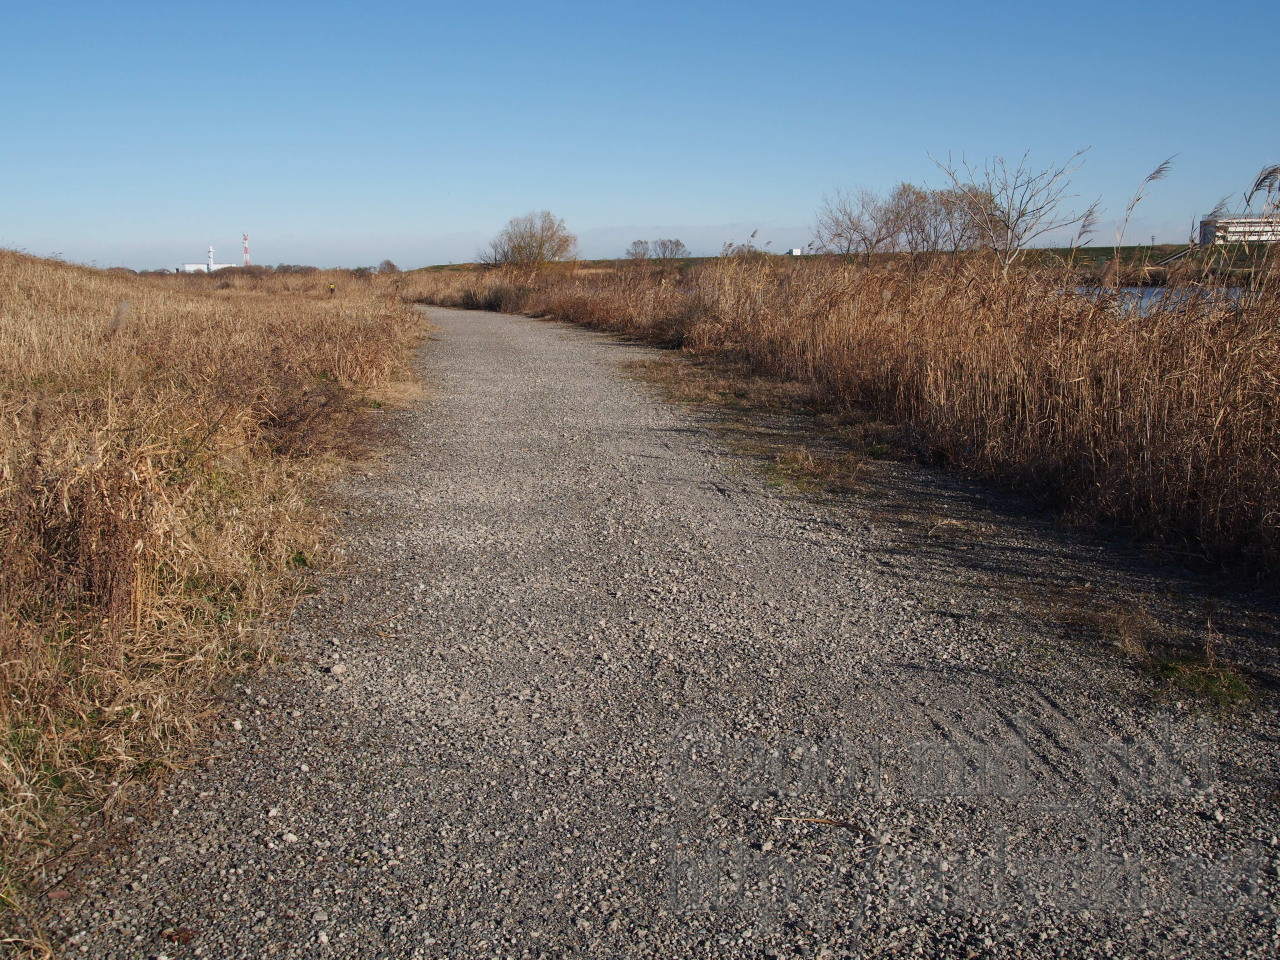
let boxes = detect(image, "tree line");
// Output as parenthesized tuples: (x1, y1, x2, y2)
(478, 151, 1104, 274)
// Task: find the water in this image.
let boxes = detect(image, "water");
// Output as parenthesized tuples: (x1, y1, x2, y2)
(1104, 286, 1248, 315)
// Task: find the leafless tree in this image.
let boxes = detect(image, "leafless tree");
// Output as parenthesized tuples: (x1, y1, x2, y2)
(479, 211, 578, 266)
(886, 183, 930, 258)
(813, 189, 859, 255)
(650, 238, 690, 261)
(812, 188, 902, 262)
(932, 149, 1100, 276)
(934, 187, 988, 252)
(885, 183, 987, 261)
(814, 184, 982, 264)
(625, 238, 688, 272)
(377, 259, 400, 274)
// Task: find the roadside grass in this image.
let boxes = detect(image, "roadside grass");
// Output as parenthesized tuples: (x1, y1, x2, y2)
(0, 251, 423, 951)
(401, 254, 1280, 574)
(633, 333, 1263, 711)
(1122, 616, 1256, 709)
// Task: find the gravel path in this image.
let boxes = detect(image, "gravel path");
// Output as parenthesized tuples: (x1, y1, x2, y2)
(57, 307, 1279, 958)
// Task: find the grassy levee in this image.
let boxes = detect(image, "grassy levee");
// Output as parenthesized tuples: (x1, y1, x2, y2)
(0, 251, 420, 945)
(402, 255, 1280, 570)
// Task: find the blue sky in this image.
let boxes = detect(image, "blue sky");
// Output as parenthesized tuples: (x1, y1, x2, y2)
(2, 1, 1276, 269)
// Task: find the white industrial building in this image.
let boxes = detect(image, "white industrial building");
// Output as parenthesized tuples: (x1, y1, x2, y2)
(178, 246, 239, 273)
(1198, 216, 1280, 245)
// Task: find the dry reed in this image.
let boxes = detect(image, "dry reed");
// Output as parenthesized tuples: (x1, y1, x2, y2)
(401, 256, 1279, 568)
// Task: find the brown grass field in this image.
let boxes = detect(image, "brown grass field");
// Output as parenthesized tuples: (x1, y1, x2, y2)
(400, 254, 1280, 570)
(0, 251, 422, 945)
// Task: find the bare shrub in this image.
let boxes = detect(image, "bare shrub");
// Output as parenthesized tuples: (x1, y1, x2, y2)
(814, 185, 979, 264)
(888, 183, 985, 261)
(813, 188, 898, 259)
(651, 238, 690, 261)
(479, 211, 578, 266)
(626, 239, 690, 273)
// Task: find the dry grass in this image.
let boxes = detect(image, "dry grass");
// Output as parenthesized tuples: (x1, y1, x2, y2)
(0, 252, 421, 947)
(402, 255, 1280, 570)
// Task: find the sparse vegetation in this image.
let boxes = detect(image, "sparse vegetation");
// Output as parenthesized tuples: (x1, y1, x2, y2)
(812, 183, 982, 263)
(0, 251, 421, 945)
(1151, 653, 1254, 708)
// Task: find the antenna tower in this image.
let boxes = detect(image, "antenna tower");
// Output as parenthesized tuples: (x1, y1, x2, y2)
(243, 234, 251, 267)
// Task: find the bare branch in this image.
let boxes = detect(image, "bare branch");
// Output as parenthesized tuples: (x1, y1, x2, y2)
(931, 148, 1099, 276)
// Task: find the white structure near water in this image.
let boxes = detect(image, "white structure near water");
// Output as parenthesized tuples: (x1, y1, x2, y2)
(178, 246, 239, 273)
(1198, 216, 1280, 245)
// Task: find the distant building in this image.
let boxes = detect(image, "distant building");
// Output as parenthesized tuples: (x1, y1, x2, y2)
(1198, 216, 1280, 245)
(785, 248, 803, 256)
(178, 246, 238, 273)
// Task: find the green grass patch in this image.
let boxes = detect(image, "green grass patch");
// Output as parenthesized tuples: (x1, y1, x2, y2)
(1151, 655, 1253, 708)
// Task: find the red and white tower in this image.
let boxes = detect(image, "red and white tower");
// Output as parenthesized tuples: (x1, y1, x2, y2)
(242, 234, 251, 267)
